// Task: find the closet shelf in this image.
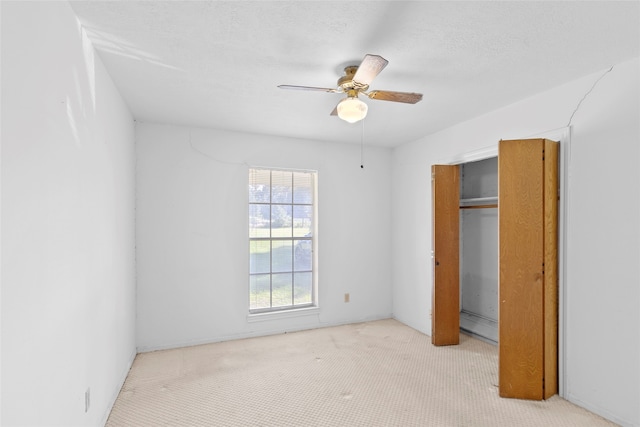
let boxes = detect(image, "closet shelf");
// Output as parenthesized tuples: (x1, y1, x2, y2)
(460, 196, 498, 204)
(460, 196, 498, 209)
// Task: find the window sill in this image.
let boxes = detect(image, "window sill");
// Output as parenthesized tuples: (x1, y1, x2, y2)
(247, 306, 320, 323)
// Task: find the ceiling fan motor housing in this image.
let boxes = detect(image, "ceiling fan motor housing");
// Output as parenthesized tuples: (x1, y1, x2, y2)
(337, 66, 369, 93)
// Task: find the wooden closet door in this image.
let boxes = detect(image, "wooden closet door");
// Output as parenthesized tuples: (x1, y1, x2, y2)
(543, 139, 559, 399)
(499, 138, 558, 400)
(431, 165, 460, 346)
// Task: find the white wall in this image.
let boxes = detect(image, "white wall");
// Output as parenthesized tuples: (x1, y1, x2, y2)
(1, 2, 136, 426)
(136, 123, 392, 351)
(391, 57, 640, 426)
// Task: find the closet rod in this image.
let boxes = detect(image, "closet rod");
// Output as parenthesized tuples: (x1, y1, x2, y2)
(459, 204, 498, 210)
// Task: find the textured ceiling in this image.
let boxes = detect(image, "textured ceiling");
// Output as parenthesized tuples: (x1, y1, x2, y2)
(69, 1, 639, 148)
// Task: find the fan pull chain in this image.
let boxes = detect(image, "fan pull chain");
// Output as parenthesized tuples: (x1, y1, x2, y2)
(360, 119, 365, 169)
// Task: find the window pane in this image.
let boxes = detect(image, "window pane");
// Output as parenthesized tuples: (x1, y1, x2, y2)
(272, 170, 292, 203)
(250, 274, 271, 310)
(272, 273, 292, 307)
(249, 204, 270, 238)
(293, 205, 312, 237)
(294, 239, 312, 271)
(249, 169, 270, 203)
(293, 172, 313, 204)
(250, 240, 270, 274)
(272, 240, 292, 273)
(294, 272, 312, 305)
(271, 205, 292, 237)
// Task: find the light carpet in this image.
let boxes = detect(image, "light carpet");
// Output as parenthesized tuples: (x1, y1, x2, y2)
(106, 319, 616, 426)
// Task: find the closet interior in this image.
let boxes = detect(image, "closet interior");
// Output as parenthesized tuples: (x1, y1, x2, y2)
(459, 157, 498, 344)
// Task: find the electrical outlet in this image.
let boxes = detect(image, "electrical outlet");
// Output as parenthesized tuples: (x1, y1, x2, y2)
(344, 293, 350, 303)
(85, 388, 90, 413)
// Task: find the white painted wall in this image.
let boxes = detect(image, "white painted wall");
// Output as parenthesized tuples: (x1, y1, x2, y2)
(391, 57, 640, 426)
(1, 2, 136, 426)
(136, 123, 392, 351)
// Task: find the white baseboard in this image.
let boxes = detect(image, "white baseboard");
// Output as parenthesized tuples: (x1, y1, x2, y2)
(460, 310, 498, 344)
(100, 349, 136, 427)
(136, 313, 394, 353)
(565, 393, 636, 427)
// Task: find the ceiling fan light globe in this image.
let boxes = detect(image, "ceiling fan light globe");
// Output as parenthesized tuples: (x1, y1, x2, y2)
(337, 97, 368, 123)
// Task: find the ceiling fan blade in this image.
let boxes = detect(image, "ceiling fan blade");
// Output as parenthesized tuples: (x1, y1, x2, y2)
(367, 90, 423, 104)
(278, 85, 338, 93)
(330, 105, 338, 116)
(352, 54, 388, 86)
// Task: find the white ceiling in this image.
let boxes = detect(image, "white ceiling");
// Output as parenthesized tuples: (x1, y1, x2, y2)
(69, 1, 639, 148)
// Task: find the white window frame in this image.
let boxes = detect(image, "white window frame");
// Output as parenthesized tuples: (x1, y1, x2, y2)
(248, 168, 317, 314)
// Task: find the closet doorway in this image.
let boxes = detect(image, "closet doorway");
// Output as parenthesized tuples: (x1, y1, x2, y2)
(430, 157, 498, 347)
(432, 138, 559, 400)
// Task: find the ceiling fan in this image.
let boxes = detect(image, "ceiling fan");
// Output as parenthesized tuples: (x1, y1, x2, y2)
(278, 54, 423, 123)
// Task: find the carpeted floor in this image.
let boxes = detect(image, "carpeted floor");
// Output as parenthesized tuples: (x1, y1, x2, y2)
(106, 319, 616, 426)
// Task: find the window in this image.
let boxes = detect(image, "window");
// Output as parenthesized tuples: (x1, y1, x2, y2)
(249, 168, 316, 313)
